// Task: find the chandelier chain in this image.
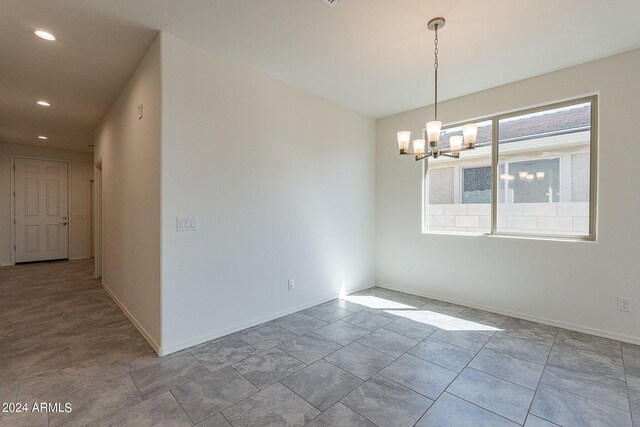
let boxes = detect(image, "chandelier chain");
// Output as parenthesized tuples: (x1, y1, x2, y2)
(434, 25, 439, 71)
(434, 24, 439, 120)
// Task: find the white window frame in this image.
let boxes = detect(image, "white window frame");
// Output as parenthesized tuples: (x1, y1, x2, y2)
(423, 95, 598, 241)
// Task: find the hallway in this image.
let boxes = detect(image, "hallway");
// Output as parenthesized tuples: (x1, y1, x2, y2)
(0, 260, 156, 426)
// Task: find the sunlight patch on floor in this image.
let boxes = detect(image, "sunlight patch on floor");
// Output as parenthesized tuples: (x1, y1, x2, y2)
(384, 309, 501, 332)
(342, 295, 415, 310)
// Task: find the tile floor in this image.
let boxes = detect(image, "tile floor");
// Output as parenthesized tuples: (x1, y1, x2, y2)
(0, 260, 638, 426)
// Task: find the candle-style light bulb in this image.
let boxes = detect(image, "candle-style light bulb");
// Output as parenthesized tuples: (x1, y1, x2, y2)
(413, 139, 426, 154)
(426, 121, 442, 145)
(463, 123, 478, 148)
(449, 135, 463, 150)
(397, 131, 411, 153)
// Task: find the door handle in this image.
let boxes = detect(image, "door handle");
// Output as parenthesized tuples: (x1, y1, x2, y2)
(59, 222, 68, 226)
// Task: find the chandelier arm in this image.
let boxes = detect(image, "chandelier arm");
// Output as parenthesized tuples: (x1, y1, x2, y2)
(400, 151, 433, 157)
(440, 146, 468, 154)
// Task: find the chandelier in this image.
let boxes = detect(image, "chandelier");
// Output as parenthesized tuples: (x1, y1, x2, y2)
(397, 17, 478, 162)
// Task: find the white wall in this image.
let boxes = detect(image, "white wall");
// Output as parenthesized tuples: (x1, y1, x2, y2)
(93, 35, 162, 350)
(0, 143, 93, 266)
(159, 33, 376, 354)
(376, 49, 640, 343)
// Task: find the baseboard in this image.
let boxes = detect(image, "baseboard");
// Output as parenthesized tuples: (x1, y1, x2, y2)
(101, 280, 162, 355)
(158, 282, 374, 356)
(2, 257, 88, 266)
(377, 282, 640, 346)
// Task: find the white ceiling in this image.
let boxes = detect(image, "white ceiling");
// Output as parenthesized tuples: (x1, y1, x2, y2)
(2, 0, 640, 152)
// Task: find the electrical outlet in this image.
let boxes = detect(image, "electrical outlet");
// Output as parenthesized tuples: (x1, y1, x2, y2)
(288, 279, 295, 290)
(404, 265, 413, 274)
(618, 297, 631, 312)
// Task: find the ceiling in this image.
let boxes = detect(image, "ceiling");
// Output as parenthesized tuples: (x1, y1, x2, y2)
(2, 0, 640, 152)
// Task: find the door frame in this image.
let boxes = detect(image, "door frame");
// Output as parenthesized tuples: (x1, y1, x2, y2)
(10, 155, 72, 265)
(94, 158, 103, 279)
(87, 177, 95, 258)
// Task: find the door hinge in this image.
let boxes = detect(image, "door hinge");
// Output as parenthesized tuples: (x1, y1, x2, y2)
(13, 191, 15, 197)
(14, 245, 16, 250)
(13, 218, 15, 224)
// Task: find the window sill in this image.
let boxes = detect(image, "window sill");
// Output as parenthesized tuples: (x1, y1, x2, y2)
(422, 230, 595, 243)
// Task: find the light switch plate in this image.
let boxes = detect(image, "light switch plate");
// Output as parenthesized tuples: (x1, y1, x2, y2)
(176, 216, 197, 232)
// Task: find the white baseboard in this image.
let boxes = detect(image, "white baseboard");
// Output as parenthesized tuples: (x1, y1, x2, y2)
(101, 280, 162, 355)
(377, 282, 640, 346)
(158, 283, 374, 357)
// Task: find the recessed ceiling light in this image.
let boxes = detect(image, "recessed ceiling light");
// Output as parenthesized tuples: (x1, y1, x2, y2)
(34, 30, 56, 41)
(38, 135, 48, 140)
(36, 100, 51, 107)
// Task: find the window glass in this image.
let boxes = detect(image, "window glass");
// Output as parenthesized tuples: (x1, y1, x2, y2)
(500, 158, 560, 203)
(496, 102, 591, 236)
(429, 167, 454, 204)
(462, 166, 491, 204)
(425, 120, 492, 233)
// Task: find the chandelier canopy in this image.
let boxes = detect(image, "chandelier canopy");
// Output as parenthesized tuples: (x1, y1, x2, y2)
(397, 17, 478, 163)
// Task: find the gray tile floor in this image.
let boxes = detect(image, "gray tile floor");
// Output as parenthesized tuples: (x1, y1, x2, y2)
(0, 260, 639, 426)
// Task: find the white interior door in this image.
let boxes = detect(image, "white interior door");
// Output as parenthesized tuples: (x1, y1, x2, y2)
(14, 158, 69, 263)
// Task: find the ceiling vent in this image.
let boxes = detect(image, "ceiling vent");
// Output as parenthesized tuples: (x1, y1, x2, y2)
(322, 0, 342, 7)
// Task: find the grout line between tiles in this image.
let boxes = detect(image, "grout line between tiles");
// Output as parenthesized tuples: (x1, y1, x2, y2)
(428, 323, 521, 423)
(621, 344, 636, 427)
(420, 391, 527, 426)
(169, 388, 197, 425)
(127, 372, 145, 404)
(539, 341, 632, 414)
(219, 411, 234, 427)
(522, 325, 559, 425)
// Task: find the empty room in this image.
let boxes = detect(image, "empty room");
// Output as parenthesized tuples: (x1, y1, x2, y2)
(1, 1, 639, 426)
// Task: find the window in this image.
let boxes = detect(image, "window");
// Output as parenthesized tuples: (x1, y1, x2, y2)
(424, 97, 596, 239)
